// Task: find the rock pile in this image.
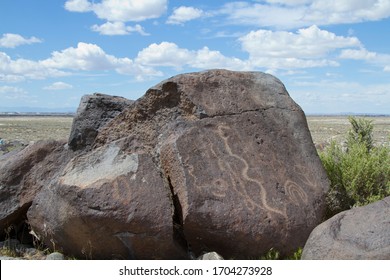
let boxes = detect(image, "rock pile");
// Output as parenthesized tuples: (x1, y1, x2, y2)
(0, 239, 65, 260)
(0, 70, 330, 259)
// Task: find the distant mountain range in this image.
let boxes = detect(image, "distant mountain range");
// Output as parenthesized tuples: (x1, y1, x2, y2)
(0, 106, 76, 114)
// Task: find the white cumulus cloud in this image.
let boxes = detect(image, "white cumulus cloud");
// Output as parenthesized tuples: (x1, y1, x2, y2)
(220, 0, 390, 29)
(0, 51, 66, 80)
(41, 42, 118, 71)
(264, 0, 312, 5)
(43, 82, 74, 90)
(340, 48, 390, 71)
(136, 42, 249, 70)
(192, 47, 249, 70)
(0, 33, 42, 48)
(65, 0, 167, 36)
(1, 43, 161, 82)
(91, 22, 149, 36)
(167, 6, 204, 25)
(239, 25, 361, 69)
(40, 42, 161, 80)
(136, 42, 192, 67)
(340, 48, 378, 60)
(64, 0, 92, 12)
(65, 0, 167, 22)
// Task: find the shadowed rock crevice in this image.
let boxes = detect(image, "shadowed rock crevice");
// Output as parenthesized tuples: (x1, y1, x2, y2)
(166, 176, 190, 256)
(0, 202, 32, 242)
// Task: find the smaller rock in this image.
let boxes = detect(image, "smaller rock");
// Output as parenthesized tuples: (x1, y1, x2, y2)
(302, 196, 390, 259)
(46, 252, 65, 260)
(197, 252, 224, 260)
(68, 93, 133, 150)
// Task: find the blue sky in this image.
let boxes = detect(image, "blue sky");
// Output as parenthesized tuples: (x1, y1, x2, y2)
(1, 0, 390, 114)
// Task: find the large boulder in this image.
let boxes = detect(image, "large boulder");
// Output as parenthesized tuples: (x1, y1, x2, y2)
(27, 70, 329, 259)
(302, 196, 390, 259)
(0, 140, 70, 241)
(68, 93, 133, 151)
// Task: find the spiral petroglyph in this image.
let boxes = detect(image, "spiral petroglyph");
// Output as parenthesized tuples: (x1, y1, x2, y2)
(284, 180, 309, 206)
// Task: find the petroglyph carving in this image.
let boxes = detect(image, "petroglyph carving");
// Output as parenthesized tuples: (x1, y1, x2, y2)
(215, 124, 286, 217)
(284, 180, 309, 206)
(183, 117, 321, 221)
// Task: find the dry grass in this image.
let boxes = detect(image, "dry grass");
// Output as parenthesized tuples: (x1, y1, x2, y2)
(0, 116, 73, 144)
(307, 116, 390, 150)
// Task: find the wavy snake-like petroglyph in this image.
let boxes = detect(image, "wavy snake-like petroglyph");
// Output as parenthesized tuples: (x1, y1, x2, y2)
(215, 125, 287, 218)
(186, 123, 318, 220)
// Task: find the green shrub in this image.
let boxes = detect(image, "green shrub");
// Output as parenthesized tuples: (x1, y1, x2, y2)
(347, 116, 374, 151)
(260, 248, 281, 260)
(258, 247, 302, 260)
(320, 117, 390, 218)
(287, 247, 302, 260)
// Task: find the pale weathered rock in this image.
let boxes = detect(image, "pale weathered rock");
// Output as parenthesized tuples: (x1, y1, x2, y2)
(0, 140, 70, 241)
(197, 252, 224, 260)
(25, 70, 329, 259)
(46, 252, 64, 260)
(302, 196, 390, 260)
(68, 93, 133, 151)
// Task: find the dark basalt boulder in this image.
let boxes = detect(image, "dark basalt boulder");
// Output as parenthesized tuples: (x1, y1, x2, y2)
(1, 70, 329, 259)
(68, 93, 133, 151)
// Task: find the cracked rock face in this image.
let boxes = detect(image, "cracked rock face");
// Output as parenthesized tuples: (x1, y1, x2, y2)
(25, 69, 329, 259)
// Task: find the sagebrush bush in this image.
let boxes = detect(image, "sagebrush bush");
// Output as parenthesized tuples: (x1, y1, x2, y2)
(258, 247, 302, 260)
(346, 116, 374, 151)
(320, 117, 390, 218)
